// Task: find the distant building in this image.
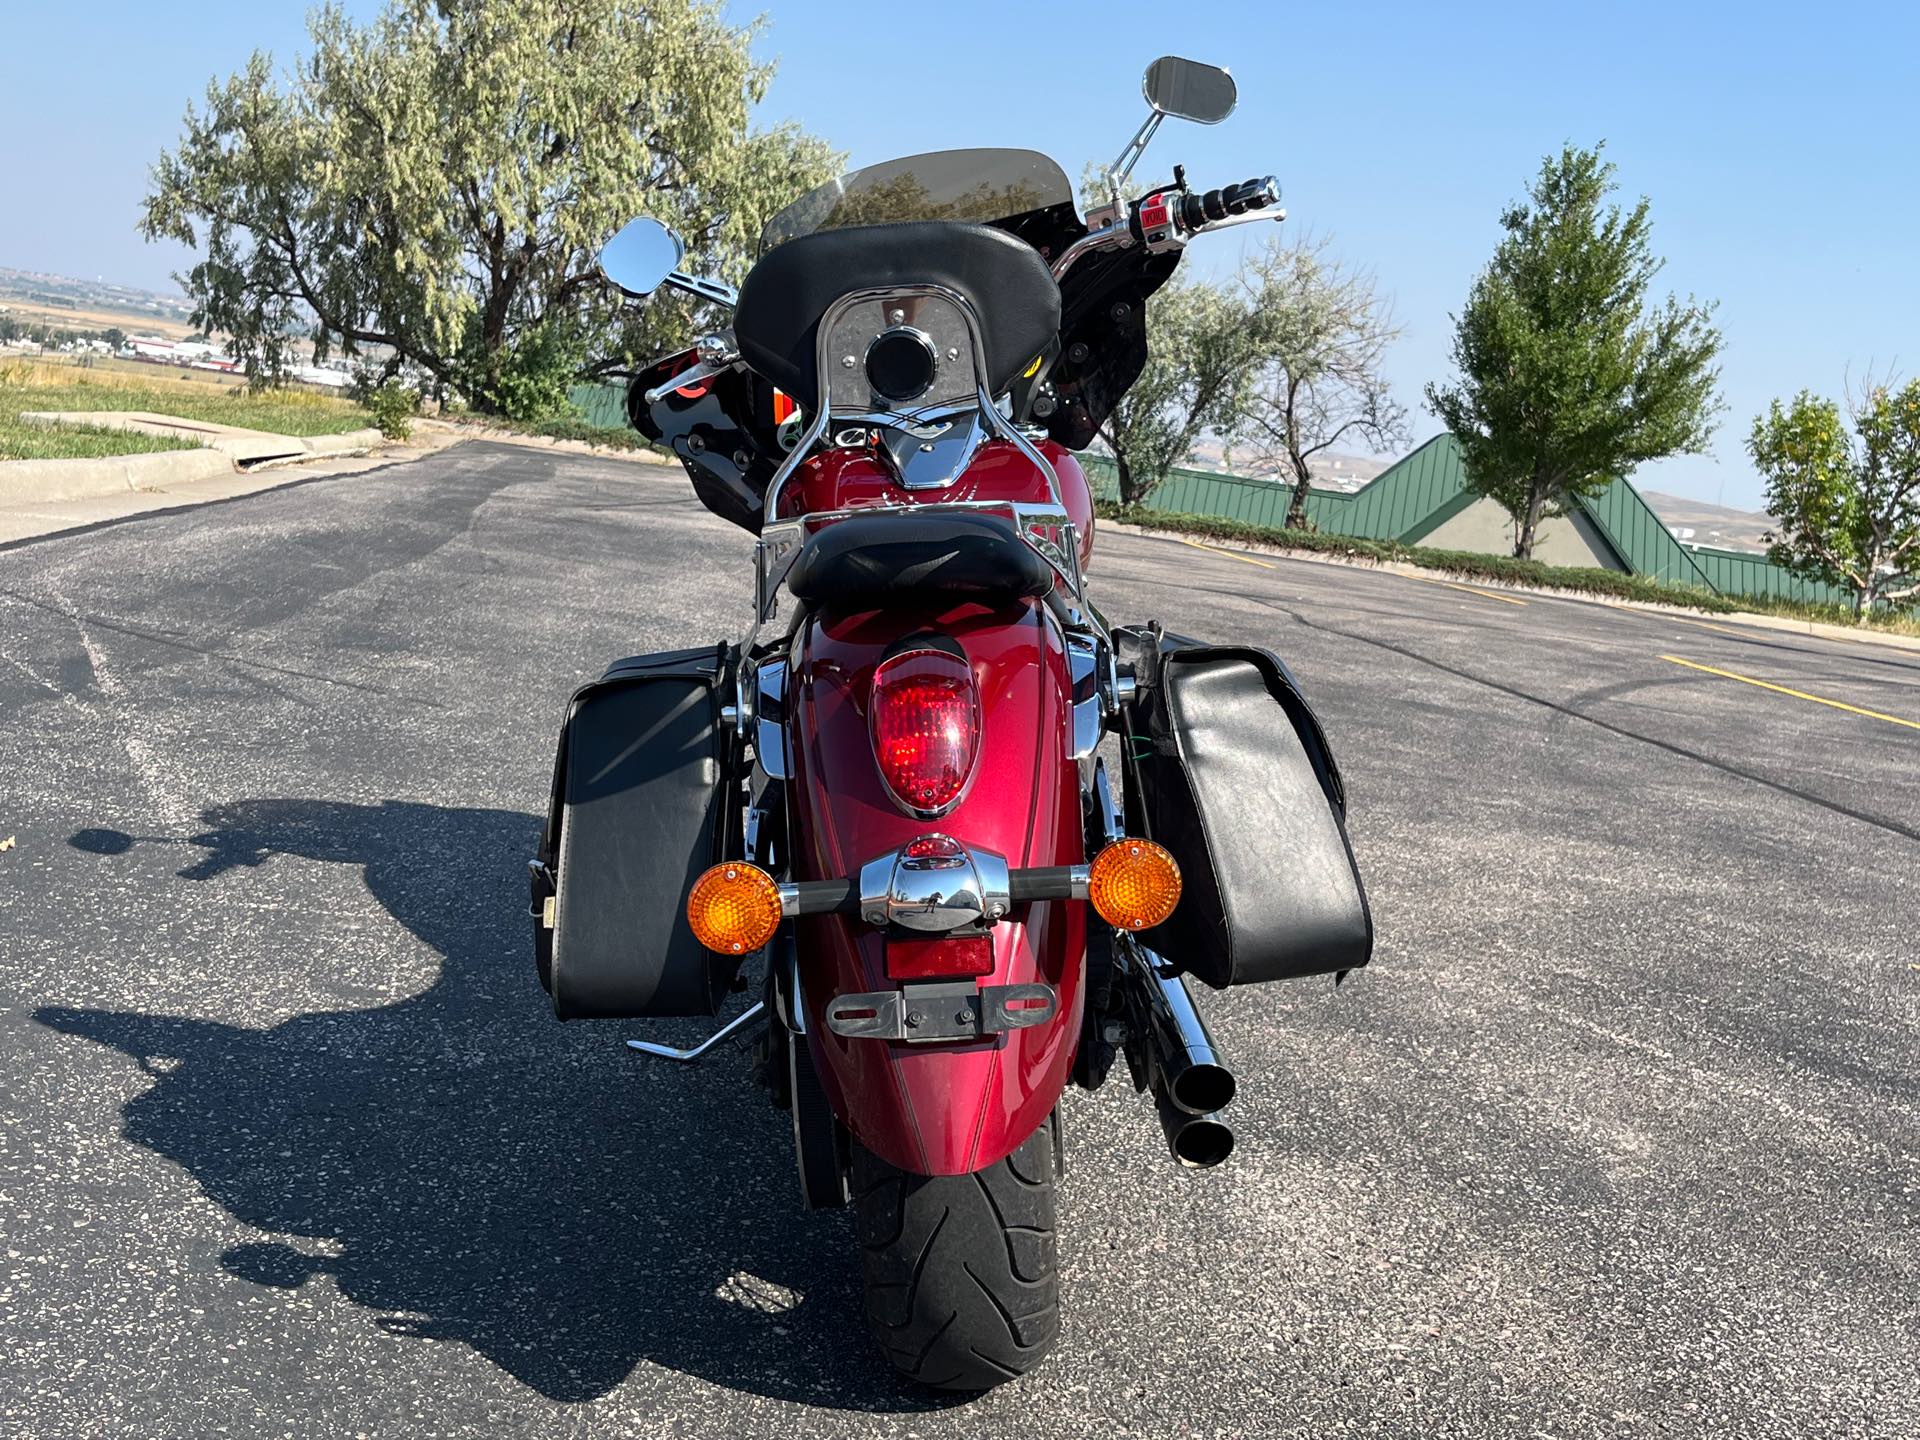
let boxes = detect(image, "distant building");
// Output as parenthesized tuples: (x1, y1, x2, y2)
(1083, 433, 1858, 608)
(127, 336, 239, 373)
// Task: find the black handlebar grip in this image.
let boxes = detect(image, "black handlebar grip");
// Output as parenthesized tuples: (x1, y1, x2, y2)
(1152, 177, 1283, 237)
(1225, 177, 1278, 213)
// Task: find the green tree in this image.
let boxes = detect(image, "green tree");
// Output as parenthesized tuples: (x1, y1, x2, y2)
(141, 0, 838, 416)
(1426, 143, 1723, 558)
(1749, 379, 1920, 617)
(1240, 234, 1407, 530)
(1098, 277, 1257, 506)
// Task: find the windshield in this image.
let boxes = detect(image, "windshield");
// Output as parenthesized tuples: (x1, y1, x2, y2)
(760, 147, 1076, 252)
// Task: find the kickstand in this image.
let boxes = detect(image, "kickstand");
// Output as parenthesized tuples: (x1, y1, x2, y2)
(626, 1000, 768, 1063)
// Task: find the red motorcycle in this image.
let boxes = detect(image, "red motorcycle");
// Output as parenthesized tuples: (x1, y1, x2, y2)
(531, 57, 1372, 1389)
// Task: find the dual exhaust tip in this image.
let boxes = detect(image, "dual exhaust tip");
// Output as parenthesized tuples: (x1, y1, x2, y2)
(1129, 945, 1237, 1170)
(1157, 1058, 1236, 1169)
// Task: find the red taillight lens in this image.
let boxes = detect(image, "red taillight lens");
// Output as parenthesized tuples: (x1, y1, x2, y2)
(869, 647, 979, 815)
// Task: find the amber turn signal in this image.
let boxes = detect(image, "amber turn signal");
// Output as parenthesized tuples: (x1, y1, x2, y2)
(686, 862, 783, 954)
(1087, 839, 1182, 931)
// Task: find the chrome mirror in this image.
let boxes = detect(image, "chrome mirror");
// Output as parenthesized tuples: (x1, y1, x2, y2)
(598, 217, 683, 299)
(1143, 57, 1237, 125)
(1105, 56, 1239, 207)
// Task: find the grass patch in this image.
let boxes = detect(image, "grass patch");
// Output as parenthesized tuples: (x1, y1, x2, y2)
(1100, 501, 1920, 637)
(1, 362, 373, 453)
(26, 353, 260, 389)
(526, 414, 658, 451)
(3, 366, 203, 461)
(1711, 590, 1920, 638)
(0, 413, 201, 462)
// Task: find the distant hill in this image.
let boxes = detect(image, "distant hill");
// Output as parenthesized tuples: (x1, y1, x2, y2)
(1186, 440, 1390, 494)
(1638, 491, 1776, 554)
(0, 266, 196, 340)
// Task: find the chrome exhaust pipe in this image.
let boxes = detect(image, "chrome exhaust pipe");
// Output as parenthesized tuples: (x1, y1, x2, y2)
(1135, 948, 1237, 1116)
(1124, 942, 1238, 1168)
(1154, 1082, 1235, 1168)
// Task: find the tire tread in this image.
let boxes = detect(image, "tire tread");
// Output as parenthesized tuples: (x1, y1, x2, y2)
(852, 1120, 1061, 1390)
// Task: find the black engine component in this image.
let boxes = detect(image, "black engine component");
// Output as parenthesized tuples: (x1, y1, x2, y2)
(1042, 246, 1181, 450)
(627, 353, 782, 535)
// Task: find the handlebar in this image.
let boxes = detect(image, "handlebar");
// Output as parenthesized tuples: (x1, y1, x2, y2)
(1175, 176, 1282, 233)
(1049, 172, 1283, 281)
(1136, 175, 1282, 247)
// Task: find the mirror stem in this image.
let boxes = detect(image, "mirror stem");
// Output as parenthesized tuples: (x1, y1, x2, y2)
(1106, 110, 1167, 203)
(666, 271, 739, 310)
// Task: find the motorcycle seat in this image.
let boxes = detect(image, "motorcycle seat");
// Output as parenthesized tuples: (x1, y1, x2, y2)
(786, 513, 1054, 607)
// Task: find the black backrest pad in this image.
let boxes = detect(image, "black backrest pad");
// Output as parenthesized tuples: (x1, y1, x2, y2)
(786, 512, 1054, 607)
(735, 221, 1062, 402)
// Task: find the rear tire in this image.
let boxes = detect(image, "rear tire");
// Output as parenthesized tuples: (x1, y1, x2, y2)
(852, 1118, 1061, 1390)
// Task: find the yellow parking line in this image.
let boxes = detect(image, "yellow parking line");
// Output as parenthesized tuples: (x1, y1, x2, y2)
(1659, 654, 1920, 732)
(1404, 573, 1530, 607)
(1174, 536, 1276, 569)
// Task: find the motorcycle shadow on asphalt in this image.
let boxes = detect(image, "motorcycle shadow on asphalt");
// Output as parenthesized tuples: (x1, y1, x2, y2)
(39, 798, 964, 1413)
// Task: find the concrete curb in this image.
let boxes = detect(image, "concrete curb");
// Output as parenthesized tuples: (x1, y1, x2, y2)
(413, 418, 678, 466)
(301, 428, 385, 454)
(4, 415, 389, 508)
(0, 440, 445, 548)
(0, 447, 237, 503)
(1114, 520, 1920, 655)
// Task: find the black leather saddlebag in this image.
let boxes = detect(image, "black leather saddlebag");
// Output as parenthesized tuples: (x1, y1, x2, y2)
(1115, 625, 1371, 988)
(532, 644, 744, 1018)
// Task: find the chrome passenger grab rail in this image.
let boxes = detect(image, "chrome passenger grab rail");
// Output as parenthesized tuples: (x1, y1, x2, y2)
(754, 281, 1086, 624)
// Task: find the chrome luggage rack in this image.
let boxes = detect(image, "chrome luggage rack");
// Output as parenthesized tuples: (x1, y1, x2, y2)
(750, 282, 1090, 627)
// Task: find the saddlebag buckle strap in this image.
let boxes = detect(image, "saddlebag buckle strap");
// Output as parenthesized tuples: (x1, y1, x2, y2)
(527, 859, 556, 927)
(824, 981, 1058, 1044)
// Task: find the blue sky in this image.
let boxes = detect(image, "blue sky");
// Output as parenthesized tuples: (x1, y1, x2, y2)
(6, 0, 1915, 508)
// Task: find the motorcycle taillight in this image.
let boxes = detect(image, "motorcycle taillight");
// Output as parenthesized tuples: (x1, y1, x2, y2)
(869, 646, 979, 815)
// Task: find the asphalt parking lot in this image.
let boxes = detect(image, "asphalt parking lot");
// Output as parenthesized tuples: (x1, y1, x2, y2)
(2, 442, 1915, 1439)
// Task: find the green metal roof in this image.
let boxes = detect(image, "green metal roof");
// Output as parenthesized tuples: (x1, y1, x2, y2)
(1083, 435, 1841, 604)
(1090, 434, 1717, 586)
(569, 383, 629, 429)
(1574, 470, 1714, 587)
(1080, 436, 1472, 542)
(1361, 434, 1713, 585)
(1314, 433, 1477, 542)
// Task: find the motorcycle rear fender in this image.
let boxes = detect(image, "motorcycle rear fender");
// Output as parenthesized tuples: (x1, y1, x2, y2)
(785, 597, 1085, 1176)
